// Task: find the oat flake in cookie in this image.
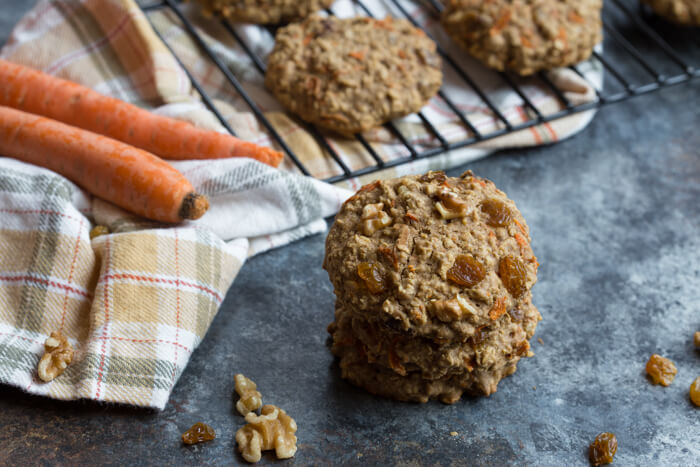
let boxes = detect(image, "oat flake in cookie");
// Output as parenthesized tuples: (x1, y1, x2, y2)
(641, 0, 700, 25)
(265, 16, 442, 136)
(198, 0, 334, 24)
(324, 171, 541, 403)
(441, 0, 603, 75)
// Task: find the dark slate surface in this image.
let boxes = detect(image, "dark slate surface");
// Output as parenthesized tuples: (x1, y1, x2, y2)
(1, 1, 699, 465)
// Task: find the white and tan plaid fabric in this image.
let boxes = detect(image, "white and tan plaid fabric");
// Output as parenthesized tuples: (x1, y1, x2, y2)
(0, 0, 601, 408)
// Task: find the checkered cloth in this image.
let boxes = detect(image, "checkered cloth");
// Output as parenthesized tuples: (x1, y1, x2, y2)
(0, 0, 601, 409)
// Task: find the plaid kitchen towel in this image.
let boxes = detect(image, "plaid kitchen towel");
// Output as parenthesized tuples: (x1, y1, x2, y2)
(0, 0, 602, 408)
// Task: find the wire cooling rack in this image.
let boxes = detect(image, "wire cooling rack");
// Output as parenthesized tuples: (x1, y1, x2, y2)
(139, 0, 699, 183)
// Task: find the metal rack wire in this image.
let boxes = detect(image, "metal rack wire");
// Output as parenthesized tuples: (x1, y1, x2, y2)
(140, 0, 699, 183)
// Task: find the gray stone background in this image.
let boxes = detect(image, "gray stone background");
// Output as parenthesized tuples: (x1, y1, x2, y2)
(0, 1, 698, 465)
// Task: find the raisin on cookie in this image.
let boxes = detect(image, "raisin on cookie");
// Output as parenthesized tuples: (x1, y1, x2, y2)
(441, 0, 603, 75)
(265, 16, 442, 135)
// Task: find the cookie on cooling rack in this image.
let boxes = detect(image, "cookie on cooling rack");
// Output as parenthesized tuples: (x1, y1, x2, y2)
(264, 15, 442, 136)
(198, 0, 334, 24)
(324, 171, 541, 402)
(441, 0, 603, 75)
(641, 0, 700, 25)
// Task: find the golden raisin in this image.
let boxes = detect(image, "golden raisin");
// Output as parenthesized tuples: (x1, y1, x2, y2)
(357, 262, 386, 294)
(447, 255, 486, 288)
(182, 422, 216, 445)
(645, 354, 677, 386)
(498, 255, 528, 298)
(480, 199, 513, 227)
(589, 432, 617, 466)
(690, 377, 700, 407)
(89, 225, 109, 239)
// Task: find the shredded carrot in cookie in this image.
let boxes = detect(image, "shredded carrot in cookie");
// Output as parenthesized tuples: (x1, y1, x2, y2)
(404, 212, 419, 223)
(568, 11, 585, 24)
(344, 181, 381, 205)
(489, 8, 512, 36)
(359, 181, 381, 193)
(513, 218, 528, 237)
(303, 35, 312, 46)
(557, 26, 568, 49)
(470, 176, 487, 188)
(489, 296, 507, 321)
(348, 51, 365, 61)
(514, 233, 529, 255)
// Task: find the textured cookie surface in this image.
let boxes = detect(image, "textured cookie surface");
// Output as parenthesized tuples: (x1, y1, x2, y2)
(265, 16, 442, 135)
(324, 171, 541, 402)
(641, 0, 700, 25)
(441, 0, 602, 75)
(198, 0, 334, 24)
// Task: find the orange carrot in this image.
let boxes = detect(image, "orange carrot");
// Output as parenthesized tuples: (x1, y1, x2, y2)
(0, 59, 283, 167)
(0, 106, 208, 223)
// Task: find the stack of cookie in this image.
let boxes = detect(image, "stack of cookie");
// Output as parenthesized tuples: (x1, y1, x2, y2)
(324, 172, 541, 403)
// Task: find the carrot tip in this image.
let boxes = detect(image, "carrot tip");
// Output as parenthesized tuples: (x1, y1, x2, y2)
(180, 192, 209, 220)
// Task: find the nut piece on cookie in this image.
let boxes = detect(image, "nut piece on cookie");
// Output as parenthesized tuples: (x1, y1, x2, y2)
(436, 187, 470, 220)
(235, 373, 263, 416)
(37, 331, 74, 382)
(362, 202, 392, 236)
(441, 0, 603, 75)
(197, 0, 334, 24)
(235, 405, 298, 463)
(265, 15, 442, 135)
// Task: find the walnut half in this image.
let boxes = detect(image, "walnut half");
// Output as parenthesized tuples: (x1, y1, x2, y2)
(235, 405, 298, 463)
(235, 374, 263, 416)
(436, 188, 469, 220)
(37, 332, 74, 382)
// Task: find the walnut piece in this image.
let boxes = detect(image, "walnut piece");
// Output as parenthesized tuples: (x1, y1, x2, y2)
(235, 405, 297, 463)
(89, 225, 110, 239)
(361, 202, 392, 235)
(37, 332, 74, 382)
(645, 354, 677, 386)
(235, 374, 263, 416)
(436, 188, 469, 220)
(430, 295, 477, 323)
